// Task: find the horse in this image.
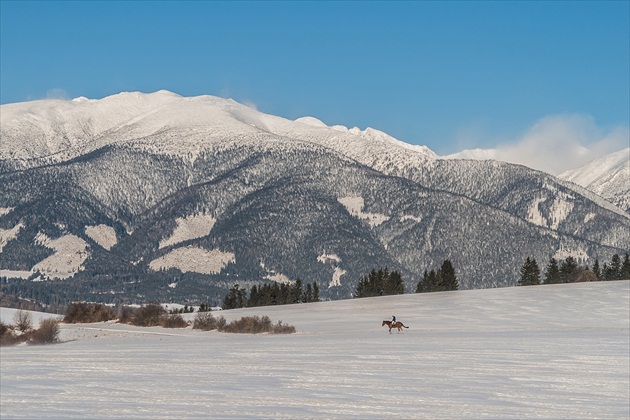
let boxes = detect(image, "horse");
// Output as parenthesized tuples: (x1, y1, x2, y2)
(382, 320, 409, 333)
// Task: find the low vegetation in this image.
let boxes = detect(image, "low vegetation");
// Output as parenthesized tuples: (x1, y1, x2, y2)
(59, 302, 295, 334)
(192, 312, 295, 334)
(192, 311, 221, 331)
(0, 310, 60, 346)
(63, 302, 115, 323)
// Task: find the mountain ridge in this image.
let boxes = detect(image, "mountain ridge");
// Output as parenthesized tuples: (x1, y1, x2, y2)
(1, 91, 628, 303)
(558, 148, 630, 213)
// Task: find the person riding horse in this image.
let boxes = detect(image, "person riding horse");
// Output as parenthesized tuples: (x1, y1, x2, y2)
(382, 318, 409, 333)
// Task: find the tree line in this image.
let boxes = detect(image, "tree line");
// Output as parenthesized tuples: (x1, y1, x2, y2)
(518, 253, 630, 286)
(222, 280, 319, 310)
(220, 252, 629, 308)
(354, 260, 459, 298)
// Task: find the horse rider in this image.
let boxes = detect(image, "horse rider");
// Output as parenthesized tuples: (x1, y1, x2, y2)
(391, 315, 396, 324)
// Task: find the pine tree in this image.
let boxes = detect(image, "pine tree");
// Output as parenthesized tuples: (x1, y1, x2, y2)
(355, 267, 404, 298)
(621, 253, 630, 280)
(293, 279, 303, 304)
(384, 270, 404, 295)
(559, 256, 578, 283)
(312, 282, 319, 302)
(417, 269, 440, 293)
(544, 258, 561, 284)
(440, 259, 458, 291)
(519, 257, 541, 286)
(605, 254, 622, 280)
(592, 259, 602, 280)
(222, 284, 247, 309)
(416, 270, 429, 293)
(304, 283, 313, 303)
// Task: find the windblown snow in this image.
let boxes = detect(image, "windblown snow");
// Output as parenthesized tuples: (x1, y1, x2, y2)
(1, 281, 628, 419)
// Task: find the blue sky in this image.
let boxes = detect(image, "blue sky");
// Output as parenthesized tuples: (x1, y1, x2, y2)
(1, 1, 628, 164)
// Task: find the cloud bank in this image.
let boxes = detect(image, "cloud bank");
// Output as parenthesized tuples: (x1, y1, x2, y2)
(445, 115, 629, 175)
(45, 88, 69, 100)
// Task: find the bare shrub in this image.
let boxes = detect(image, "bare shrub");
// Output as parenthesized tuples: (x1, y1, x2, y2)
(575, 269, 598, 283)
(116, 305, 137, 324)
(13, 310, 33, 333)
(30, 318, 60, 345)
(131, 303, 166, 327)
(64, 302, 115, 323)
(0, 320, 10, 337)
(193, 311, 218, 331)
(216, 316, 227, 330)
(272, 321, 296, 334)
(0, 320, 21, 346)
(160, 313, 189, 328)
(219, 315, 295, 334)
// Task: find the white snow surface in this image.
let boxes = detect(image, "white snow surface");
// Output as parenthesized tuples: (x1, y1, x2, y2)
(338, 196, 390, 227)
(159, 213, 216, 249)
(84, 224, 117, 250)
(559, 148, 630, 212)
(31, 233, 89, 278)
(0, 90, 438, 176)
(0, 222, 23, 253)
(266, 273, 293, 285)
(329, 267, 347, 288)
(1, 281, 628, 419)
(0, 270, 32, 279)
(148, 246, 235, 275)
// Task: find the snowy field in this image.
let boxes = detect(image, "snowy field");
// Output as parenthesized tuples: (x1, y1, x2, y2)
(1, 281, 628, 419)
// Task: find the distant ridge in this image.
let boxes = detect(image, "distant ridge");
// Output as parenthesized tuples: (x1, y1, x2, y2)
(1, 91, 628, 303)
(559, 148, 630, 213)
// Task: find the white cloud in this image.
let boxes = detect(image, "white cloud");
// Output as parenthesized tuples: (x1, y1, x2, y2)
(445, 114, 629, 175)
(45, 88, 69, 100)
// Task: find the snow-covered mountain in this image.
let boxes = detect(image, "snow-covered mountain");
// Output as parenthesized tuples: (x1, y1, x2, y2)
(558, 148, 630, 213)
(1, 91, 628, 303)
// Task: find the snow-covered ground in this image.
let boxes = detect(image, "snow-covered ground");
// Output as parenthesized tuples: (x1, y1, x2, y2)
(1, 281, 628, 419)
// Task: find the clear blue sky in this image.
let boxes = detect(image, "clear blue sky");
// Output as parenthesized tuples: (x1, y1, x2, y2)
(1, 1, 628, 155)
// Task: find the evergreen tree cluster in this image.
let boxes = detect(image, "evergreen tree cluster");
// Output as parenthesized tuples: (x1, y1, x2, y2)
(354, 267, 404, 298)
(168, 305, 195, 314)
(416, 260, 459, 293)
(518, 253, 630, 286)
(222, 280, 320, 310)
(518, 257, 541, 286)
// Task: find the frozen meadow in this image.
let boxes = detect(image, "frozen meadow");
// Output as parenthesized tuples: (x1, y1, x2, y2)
(1, 281, 629, 419)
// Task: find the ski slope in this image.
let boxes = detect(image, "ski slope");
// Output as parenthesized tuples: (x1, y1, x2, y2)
(1, 281, 628, 419)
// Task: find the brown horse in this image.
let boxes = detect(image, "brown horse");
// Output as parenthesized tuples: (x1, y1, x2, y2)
(382, 320, 409, 333)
